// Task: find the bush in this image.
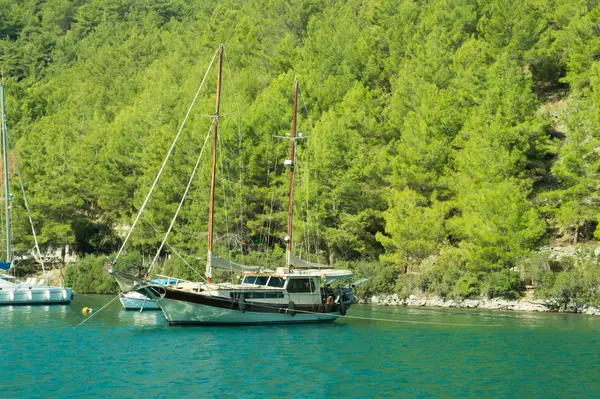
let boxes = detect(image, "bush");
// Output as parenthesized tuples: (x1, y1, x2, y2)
(418, 265, 463, 298)
(395, 273, 420, 299)
(452, 272, 481, 298)
(65, 254, 118, 294)
(482, 269, 522, 299)
(551, 269, 584, 306)
(349, 261, 401, 295)
(418, 246, 468, 298)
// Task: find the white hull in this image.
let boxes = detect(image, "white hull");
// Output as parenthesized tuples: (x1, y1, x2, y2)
(0, 286, 72, 305)
(120, 292, 159, 310)
(158, 296, 339, 325)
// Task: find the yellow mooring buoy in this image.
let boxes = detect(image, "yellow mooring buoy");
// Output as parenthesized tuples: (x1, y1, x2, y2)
(82, 307, 93, 314)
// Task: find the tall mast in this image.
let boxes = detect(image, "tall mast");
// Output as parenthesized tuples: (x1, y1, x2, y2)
(206, 44, 223, 283)
(0, 84, 10, 263)
(285, 80, 299, 272)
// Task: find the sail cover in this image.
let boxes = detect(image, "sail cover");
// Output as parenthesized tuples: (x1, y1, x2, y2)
(289, 253, 330, 270)
(211, 254, 274, 273)
(0, 261, 11, 270)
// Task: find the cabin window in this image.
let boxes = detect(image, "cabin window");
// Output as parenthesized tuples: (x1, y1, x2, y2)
(265, 292, 284, 299)
(242, 276, 257, 284)
(286, 278, 315, 293)
(242, 276, 269, 285)
(255, 276, 269, 286)
(267, 277, 284, 287)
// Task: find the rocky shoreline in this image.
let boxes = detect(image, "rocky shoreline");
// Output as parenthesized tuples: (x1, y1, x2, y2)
(356, 294, 600, 316)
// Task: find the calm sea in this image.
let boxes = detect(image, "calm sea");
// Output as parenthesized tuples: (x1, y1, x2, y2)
(1, 295, 599, 398)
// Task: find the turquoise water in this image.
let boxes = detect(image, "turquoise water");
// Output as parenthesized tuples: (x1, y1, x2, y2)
(2, 295, 600, 398)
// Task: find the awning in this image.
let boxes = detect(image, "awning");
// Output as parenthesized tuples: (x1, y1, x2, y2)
(211, 254, 274, 273)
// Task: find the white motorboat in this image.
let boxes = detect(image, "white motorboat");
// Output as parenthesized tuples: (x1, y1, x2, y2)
(0, 274, 72, 305)
(119, 291, 159, 310)
(119, 278, 181, 310)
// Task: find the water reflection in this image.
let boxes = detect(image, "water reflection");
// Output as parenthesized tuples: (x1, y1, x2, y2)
(2, 296, 600, 399)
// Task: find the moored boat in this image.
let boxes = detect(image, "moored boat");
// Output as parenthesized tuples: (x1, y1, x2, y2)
(111, 45, 364, 325)
(119, 291, 159, 310)
(111, 265, 356, 325)
(0, 83, 73, 306)
(119, 278, 180, 310)
(0, 274, 72, 305)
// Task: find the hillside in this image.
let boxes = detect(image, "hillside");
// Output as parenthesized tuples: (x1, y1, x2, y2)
(1, 0, 600, 301)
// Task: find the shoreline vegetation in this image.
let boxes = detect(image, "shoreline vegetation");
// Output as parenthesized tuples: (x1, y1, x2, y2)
(357, 294, 600, 317)
(2, 1, 600, 315)
(55, 244, 600, 317)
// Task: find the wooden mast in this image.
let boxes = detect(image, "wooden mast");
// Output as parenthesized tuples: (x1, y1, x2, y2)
(285, 79, 299, 272)
(206, 44, 224, 283)
(0, 84, 10, 264)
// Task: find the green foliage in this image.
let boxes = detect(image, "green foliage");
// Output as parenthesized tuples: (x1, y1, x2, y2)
(1, 0, 600, 302)
(64, 254, 118, 294)
(527, 248, 600, 307)
(350, 260, 401, 295)
(452, 272, 481, 299)
(481, 269, 522, 299)
(418, 247, 467, 298)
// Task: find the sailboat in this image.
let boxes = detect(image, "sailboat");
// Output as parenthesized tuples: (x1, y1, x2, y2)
(111, 45, 361, 325)
(0, 83, 73, 305)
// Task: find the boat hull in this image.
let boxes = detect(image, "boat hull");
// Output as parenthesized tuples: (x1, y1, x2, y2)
(136, 286, 341, 325)
(0, 287, 72, 305)
(158, 296, 340, 325)
(120, 292, 160, 310)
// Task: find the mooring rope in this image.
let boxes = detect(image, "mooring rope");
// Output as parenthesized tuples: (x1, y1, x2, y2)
(77, 294, 120, 326)
(8, 134, 47, 279)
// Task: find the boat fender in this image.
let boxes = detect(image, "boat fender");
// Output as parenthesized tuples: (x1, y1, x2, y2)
(238, 296, 246, 312)
(339, 301, 347, 316)
(288, 301, 296, 317)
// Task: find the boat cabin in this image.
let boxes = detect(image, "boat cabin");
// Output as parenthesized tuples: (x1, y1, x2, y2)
(229, 272, 347, 306)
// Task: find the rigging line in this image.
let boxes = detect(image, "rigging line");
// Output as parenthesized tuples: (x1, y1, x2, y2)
(260, 136, 274, 255)
(141, 215, 205, 281)
(216, 135, 232, 239)
(8, 134, 47, 280)
(77, 294, 120, 326)
(148, 120, 214, 272)
(299, 89, 321, 257)
(114, 46, 220, 263)
(216, 131, 232, 278)
(265, 135, 280, 269)
(223, 49, 245, 243)
(218, 140, 243, 247)
(296, 147, 311, 258)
